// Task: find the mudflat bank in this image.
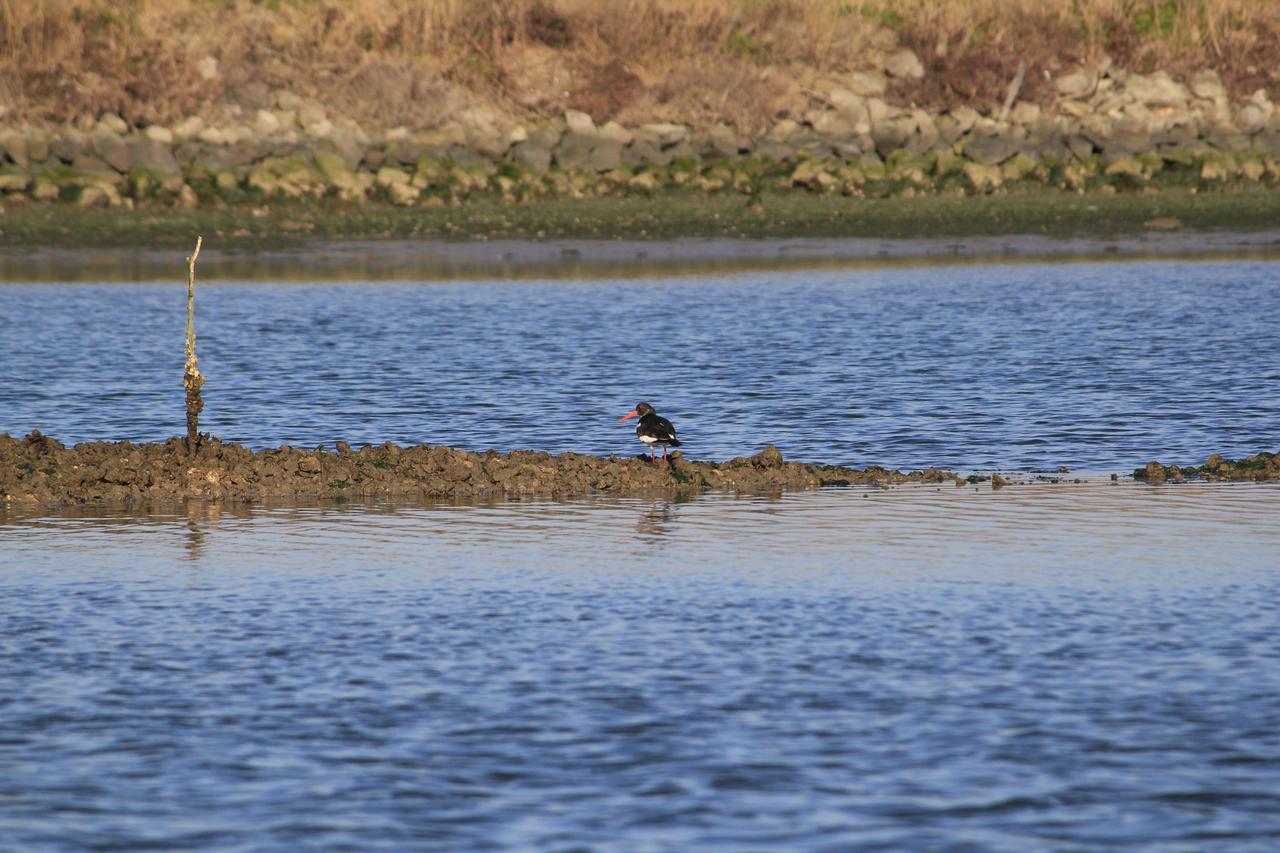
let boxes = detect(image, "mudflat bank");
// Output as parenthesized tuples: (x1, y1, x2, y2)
(0, 432, 955, 508)
(3, 189, 1280, 262)
(4, 432, 1276, 510)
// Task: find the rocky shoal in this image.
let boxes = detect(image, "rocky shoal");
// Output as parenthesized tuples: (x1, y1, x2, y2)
(4, 433, 1276, 509)
(0, 432, 956, 508)
(1, 62, 1278, 211)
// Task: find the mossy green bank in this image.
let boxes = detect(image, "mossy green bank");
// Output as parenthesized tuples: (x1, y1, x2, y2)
(3, 186, 1280, 251)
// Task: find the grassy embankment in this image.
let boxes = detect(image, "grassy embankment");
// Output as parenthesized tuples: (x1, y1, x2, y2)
(3, 0, 1277, 129)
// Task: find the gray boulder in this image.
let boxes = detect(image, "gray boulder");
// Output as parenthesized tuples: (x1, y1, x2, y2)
(188, 145, 231, 173)
(909, 109, 941, 152)
(623, 138, 674, 166)
(1152, 123, 1199, 148)
(1009, 102, 1041, 126)
(665, 140, 698, 163)
(1237, 99, 1271, 134)
(753, 140, 796, 163)
(871, 115, 913, 157)
(172, 116, 204, 141)
(527, 121, 566, 151)
(704, 123, 749, 157)
(27, 132, 50, 165)
(327, 123, 366, 169)
(829, 89, 870, 126)
(564, 110, 596, 137)
(72, 153, 118, 177)
(386, 139, 433, 167)
(554, 130, 597, 171)
(1189, 70, 1228, 103)
(598, 121, 633, 146)
(1079, 113, 1114, 148)
(253, 109, 282, 137)
(223, 140, 272, 167)
(96, 113, 128, 135)
(1066, 134, 1096, 160)
(91, 130, 133, 173)
(811, 112, 858, 142)
(883, 48, 924, 79)
(847, 71, 887, 97)
(0, 129, 28, 167)
(1099, 131, 1154, 158)
(948, 106, 980, 134)
(589, 140, 623, 172)
(509, 122, 563, 173)
(510, 140, 553, 173)
(467, 125, 512, 159)
(934, 115, 965, 146)
(446, 146, 491, 168)
(1204, 124, 1251, 151)
(1055, 70, 1095, 98)
(634, 123, 689, 149)
(963, 133, 1017, 165)
(1124, 71, 1189, 108)
(132, 137, 181, 176)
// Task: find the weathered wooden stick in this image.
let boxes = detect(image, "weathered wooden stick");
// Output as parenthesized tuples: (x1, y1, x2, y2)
(184, 235, 204, 454)
(998, 59, 1027, 124)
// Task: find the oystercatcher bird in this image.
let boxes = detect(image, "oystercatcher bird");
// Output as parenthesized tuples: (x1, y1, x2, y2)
(618, 402, 681, 464)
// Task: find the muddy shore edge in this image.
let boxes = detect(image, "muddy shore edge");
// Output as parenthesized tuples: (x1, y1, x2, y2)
(2, 432, 1276, 509)
(0, 432, 952, 507)
(6, 227, 1280, 285)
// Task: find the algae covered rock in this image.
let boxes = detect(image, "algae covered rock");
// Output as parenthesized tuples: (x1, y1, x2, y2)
(1134, 451, 1280, 483)
(751, 445, 785, 468)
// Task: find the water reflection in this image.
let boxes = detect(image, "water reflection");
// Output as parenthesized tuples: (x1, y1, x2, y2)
(182, 500, 225, 560)
(635, 498, 676, 540)
(4, 479, 1278, 583)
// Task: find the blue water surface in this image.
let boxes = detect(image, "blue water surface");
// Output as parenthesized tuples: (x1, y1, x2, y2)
(2, 259, 1276, 468)
(2, 482, 1280, 849)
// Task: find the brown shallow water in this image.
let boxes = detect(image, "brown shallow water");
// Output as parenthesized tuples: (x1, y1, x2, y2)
(3, 231, 1280, 282)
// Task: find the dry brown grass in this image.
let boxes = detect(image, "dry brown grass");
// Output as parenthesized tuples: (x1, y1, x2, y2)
(1, 0, 1276, 130)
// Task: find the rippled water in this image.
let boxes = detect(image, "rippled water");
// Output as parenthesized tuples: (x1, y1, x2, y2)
(3, 482, 1280, 849)
(2, 258, 1277, 469)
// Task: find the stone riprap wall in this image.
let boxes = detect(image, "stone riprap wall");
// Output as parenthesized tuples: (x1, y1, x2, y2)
(1, 57, 1277, 210)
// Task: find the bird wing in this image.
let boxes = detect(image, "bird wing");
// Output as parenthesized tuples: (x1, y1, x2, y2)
(652, 415, 678, 441)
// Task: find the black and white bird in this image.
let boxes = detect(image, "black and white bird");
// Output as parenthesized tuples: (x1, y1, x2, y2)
(617, 402, 681, 464)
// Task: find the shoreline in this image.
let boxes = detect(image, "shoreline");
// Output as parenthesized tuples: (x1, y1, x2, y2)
(5, 232, 1280, 284)
(2, 432, 1275, 510)
(2, 189, 1280, 281)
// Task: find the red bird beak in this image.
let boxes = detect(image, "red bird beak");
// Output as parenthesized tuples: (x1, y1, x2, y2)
(617, 409, 639, 422)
